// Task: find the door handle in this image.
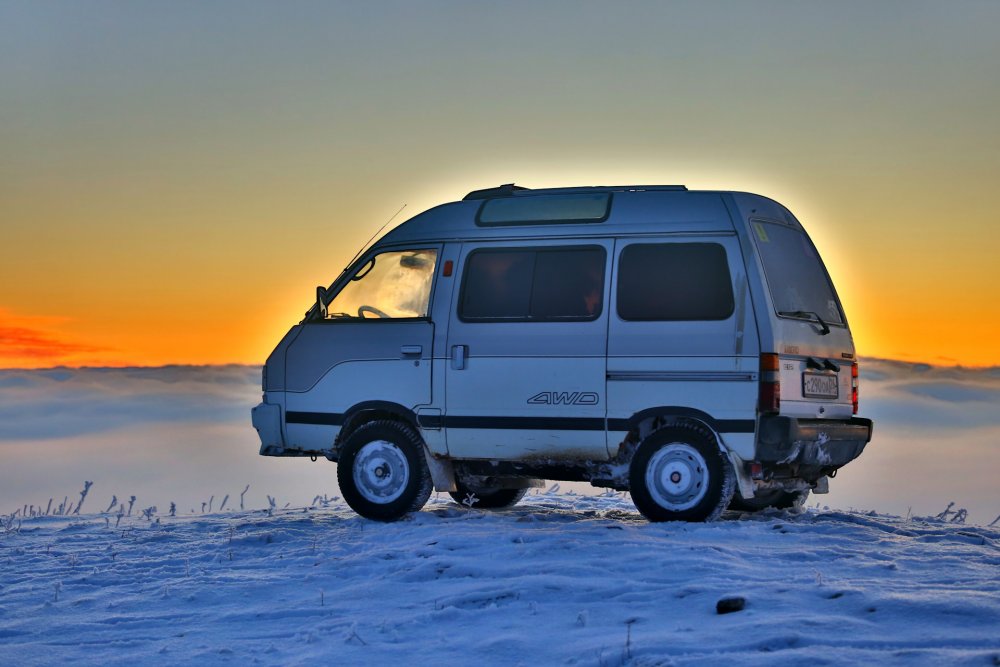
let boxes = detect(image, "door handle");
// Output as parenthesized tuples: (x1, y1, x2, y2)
(451, 345, 467, 370)
(400, 345, 423, 356)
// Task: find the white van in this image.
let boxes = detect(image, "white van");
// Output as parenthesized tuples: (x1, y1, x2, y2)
(252, 184, 873, 522)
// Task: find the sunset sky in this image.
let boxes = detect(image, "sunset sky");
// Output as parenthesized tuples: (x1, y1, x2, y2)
(2, 1, 998, 369)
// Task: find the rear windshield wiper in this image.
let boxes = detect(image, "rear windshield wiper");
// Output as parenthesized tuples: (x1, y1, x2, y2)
(778, 310, 831, 335)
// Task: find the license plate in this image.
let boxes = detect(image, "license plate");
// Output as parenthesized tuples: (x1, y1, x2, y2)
(802, 372, 839, 399)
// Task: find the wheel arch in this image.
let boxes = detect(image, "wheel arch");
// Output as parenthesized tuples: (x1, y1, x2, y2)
(333, 401, 420, 456)
(614, 406, 731, 448)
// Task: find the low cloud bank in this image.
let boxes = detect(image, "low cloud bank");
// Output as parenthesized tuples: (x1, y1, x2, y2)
(0, 365, 258, 441)
(823, 358, 1000, 523)
(858, 359, 1000, 428)
(1, 360, 997, 523)
(0, 365, 337, 516)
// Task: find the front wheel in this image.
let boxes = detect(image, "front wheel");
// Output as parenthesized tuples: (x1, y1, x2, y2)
(337, 420, 433, 521)
(629, 425, 734, 522)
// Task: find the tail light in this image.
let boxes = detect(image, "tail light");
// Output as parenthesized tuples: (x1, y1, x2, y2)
(851, 361, 859, 414)
(758, 353, 780, 415)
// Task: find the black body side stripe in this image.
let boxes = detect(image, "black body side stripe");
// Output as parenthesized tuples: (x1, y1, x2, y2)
(286, 411, 345, 426)
(288, 411, 755, 434)
(606, 417, 755, 433)
(439, 416, 606, 431)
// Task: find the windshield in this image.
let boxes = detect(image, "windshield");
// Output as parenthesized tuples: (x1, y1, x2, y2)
(325, 249, 437, 319)
(751, 221, 844, 326)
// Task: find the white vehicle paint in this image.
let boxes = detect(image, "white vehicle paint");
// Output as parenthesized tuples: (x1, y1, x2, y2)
(252, 184, 874, 522)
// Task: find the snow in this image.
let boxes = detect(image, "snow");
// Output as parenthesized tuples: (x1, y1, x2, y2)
(3, 492, 999, 665)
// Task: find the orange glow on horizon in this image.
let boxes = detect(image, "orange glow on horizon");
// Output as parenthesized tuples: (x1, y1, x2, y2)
(3, 170, 999, 371)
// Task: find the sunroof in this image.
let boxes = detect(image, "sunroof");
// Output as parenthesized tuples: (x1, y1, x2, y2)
(477, 193, 611, 226)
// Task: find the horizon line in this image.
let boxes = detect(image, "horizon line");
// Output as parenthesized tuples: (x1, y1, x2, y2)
(1, 356, 998, 373)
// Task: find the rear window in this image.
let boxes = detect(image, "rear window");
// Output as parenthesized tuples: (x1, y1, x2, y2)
(617, 243, 734, 321)
(460, 247, 605, 321)
(477, 193, 611, 226)
(751, 221, 844, 325)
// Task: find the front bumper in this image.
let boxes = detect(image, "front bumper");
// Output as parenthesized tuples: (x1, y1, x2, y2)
(251, 401, 285, 455)
(756, 416, 873, 467)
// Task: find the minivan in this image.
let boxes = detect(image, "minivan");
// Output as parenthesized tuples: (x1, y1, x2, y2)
(251, 184, 873, 522)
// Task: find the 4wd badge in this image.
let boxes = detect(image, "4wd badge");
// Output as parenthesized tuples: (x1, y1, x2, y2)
(527, 391, 599, 406)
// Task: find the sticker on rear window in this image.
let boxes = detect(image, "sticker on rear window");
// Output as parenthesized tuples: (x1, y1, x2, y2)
(753, 222, 770, 243)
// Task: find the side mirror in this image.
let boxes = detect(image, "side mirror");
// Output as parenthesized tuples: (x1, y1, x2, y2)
(316, 285, 328, 320)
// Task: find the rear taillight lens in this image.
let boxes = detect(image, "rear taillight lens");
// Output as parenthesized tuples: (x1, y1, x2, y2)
(851, 361, 859, 414)
(758, 353, 780, 415)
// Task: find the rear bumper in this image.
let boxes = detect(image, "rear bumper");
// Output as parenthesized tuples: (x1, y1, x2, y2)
(251, 401, 285, 455)
(756, 416, 873, 467)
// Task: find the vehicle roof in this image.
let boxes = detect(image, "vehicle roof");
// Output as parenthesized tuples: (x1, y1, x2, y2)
(375, 185, 799, 247)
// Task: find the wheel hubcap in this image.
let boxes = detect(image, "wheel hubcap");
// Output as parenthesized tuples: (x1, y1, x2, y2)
(645, 442, 709, 511)
(353, 440, 410, 504)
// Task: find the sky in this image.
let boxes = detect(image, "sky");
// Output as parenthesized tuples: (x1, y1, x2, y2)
(2, 1, 999, 369)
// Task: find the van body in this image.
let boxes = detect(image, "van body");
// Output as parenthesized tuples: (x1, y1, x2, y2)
(251, 184, 874, 521)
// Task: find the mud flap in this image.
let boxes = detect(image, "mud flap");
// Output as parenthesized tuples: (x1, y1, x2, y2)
(724, 450, 755, 500)
(423, 449, 457, 493)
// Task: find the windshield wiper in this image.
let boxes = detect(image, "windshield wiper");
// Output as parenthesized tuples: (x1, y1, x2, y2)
(779, 310, 831, 335)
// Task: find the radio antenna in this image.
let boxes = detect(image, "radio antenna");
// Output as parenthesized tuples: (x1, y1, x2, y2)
(341, 203, 407, 275)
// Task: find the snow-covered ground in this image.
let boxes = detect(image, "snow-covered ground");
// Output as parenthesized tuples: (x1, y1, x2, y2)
(2, 492, 999, 666)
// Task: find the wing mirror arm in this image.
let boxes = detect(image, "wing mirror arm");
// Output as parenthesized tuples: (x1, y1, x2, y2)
(315, 285, 328, 320)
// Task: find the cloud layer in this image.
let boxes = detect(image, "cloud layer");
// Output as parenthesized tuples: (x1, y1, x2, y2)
(0, 364, 257, 441)
(1, 360, 997, 523)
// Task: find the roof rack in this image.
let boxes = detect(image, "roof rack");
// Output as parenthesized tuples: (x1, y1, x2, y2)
(462, 184, 530, 201)
(463, 183, 688, 200)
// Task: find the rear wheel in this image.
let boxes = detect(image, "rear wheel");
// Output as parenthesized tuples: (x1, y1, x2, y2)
(629, 425, 734, 522)
(449, 482, 527, 509)
(337, 420, 432, 522)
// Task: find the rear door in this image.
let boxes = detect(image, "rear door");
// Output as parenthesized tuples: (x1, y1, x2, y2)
(748, 219, 855, 420)
(443, 240, 612, 460)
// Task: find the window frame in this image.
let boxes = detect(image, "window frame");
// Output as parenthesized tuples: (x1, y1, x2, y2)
(457, 244, 608, 323)
(615, 241, 736, 322)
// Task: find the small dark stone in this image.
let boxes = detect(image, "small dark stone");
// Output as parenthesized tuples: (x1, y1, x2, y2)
(716, 596, 746, 614)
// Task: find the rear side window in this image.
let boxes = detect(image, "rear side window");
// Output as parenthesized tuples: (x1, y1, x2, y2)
(751, 221, 844, 325)
(460, 247, 605, 321)
(617, 243, 734, 321)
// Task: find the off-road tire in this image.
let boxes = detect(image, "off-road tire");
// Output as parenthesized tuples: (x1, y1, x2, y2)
(337, 420, 433, 522)
(629, 424, 735, 522)
(729, 489, 811, 513)
(449, 483, 528, 509)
